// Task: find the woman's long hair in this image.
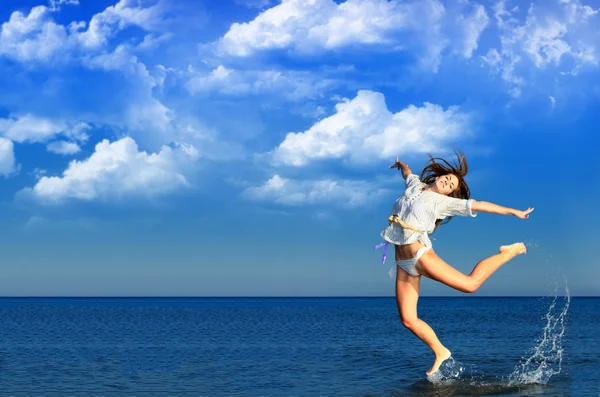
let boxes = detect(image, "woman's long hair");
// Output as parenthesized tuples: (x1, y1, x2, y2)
(420, 151, 471, 232)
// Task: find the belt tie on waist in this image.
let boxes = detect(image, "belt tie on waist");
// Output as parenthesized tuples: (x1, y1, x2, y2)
(375, 216, 432, 265)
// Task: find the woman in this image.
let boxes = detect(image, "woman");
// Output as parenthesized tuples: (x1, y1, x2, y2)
(381, 152, 533, 376)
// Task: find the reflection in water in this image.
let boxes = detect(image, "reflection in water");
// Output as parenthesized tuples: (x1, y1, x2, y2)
(405, 378, 549, 396)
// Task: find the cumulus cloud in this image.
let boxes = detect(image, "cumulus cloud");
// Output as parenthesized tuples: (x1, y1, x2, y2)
(46, 140, 81, 155)
(215, 0, 488, 71)
(125, 97, 172, 135)
(243, 174, 388, 207)
(484, 0, 599, 96)
(79, 43, 174, 141)
(0, 0, 168, 63)
(22, 136, 199, 204)
(0, 5, 69, 62)
(0, 1, 179, 149)
(217, 0, 424, 56)
(76, 0, 167, 49)
(0, 137, 18, 177)
(82, 43, 159, 97)
(270, 90, 470, 166)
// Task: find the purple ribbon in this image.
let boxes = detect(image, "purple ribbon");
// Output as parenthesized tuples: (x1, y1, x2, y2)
(374, 241, 389, 264)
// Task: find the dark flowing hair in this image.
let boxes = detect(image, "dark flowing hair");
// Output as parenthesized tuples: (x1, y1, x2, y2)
(420, 150, 471, 231)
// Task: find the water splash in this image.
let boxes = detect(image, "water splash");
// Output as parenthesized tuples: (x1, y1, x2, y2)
(419, 286, 570, 397)
(425, 357, 486, 386)
(421, 359, 510, 396)
(507, 284, 570, 385)
(426, 357, 465, 384)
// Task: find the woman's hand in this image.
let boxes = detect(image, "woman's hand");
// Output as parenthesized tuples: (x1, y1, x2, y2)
(389, 157, 412, 180)
(389, 157, 412, 179)
(513, 207, 535, 219)
(389, 157, 406, 170)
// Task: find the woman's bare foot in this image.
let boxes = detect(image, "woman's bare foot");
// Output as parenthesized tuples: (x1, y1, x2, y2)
(499, 242, 527, 258)
(426, 347, 451, 376)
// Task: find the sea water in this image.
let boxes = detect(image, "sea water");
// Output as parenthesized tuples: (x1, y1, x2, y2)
(0, 294, 594, 396)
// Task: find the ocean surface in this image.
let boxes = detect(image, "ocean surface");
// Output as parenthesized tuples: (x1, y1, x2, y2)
(0, 294, 595, 396)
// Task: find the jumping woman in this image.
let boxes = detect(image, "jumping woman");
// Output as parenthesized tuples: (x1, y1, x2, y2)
(381, 152, 534, 376)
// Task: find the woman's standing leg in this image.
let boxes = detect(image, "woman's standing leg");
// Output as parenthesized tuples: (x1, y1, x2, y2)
(395, 268, 452, 375)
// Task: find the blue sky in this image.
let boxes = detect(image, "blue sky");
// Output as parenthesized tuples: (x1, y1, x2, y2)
(0, 0, 598, 296)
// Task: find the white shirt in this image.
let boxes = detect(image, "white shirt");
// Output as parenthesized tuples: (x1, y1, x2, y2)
(380, 174, 478, 248)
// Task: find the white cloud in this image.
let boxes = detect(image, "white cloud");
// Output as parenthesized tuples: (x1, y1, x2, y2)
(217, 0, 440, 56)
(482, 47, 524, 97)
(153, 64, 177, 88)
(46, 140, 81, 155)
(82, 44, 158, 93)
(0, 2, 217, 171)
(48, 0, 79, 12)
(417, 0, 489, 70)
(77, 43, 174, 139)
(243, 174, 388, 207)
(0, 1, 172, 141)
(0, 0, 168, 63)
(22, 136, 199, 204)
(0, 114, 65, 143)
(522, 16, 571, 68)
(125, 97, 172, 135)
(0, 6, 69, 62)
(136, 32, 173, 51)
(0, 115, 92, 144)
(485, 0, 600, 96)
(30, 167, 47, 179)
(0, 2, 176, 146)
(215, 0, 488, 72)
(65, 122, 91, 142)
(271, 90, 470, 166)
(453, 3, 489, 58)
(76, 0, 167, 49)
(561, 0, 598, 24)
(186, 65, 334, 100)
(0, 138, 18, 177)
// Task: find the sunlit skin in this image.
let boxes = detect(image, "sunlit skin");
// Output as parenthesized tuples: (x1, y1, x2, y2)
(388, 157, 534, 376)
(423, 174, 459, 196)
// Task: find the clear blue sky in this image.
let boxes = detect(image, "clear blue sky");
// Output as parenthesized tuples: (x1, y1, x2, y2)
(0, 0, 597, 296)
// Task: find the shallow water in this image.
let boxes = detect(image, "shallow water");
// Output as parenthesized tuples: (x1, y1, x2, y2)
(0, 294, 594, 396)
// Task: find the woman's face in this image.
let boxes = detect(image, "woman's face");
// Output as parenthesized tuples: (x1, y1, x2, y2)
(435, 174, 459, 195)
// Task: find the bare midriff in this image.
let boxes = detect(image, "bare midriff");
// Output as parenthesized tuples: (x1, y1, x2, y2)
(394, 241, 428, 261)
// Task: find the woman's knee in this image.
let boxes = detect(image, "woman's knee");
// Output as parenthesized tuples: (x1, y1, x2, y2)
(400, 315, 417, 329)
(462, 278, 481, 293)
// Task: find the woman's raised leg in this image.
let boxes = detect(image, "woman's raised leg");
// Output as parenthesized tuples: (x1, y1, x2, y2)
(416, 243, 526, 293)
(395, 268, 452, 375)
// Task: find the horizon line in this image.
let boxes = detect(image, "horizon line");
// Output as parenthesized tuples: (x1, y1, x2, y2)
(0, 295, 585, 298)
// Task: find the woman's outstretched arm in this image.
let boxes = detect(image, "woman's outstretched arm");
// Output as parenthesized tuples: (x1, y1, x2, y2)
(389, 157, 412, 180)
(471, 200, 534, 219)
